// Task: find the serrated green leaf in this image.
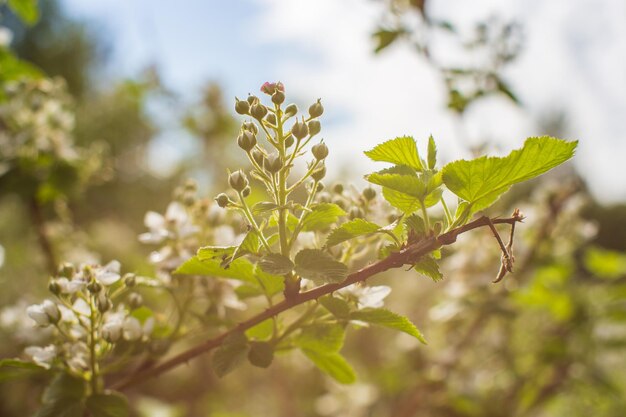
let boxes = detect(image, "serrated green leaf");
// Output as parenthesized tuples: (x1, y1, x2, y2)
(247, 342, 274, 368)
(302, 350, 356, 384)
(301, 203, 346, 231)
(0, 359, 48, 382)
(253, 265, 285, 296)
(325, 219, 381, 247)
(427, 135, 437, 169)
(258, 253, 294, 275)
(233, 230, 260, 259)
(8, 0, 39, 25)
(319, 296, 351, 319)
(405, 214, 426, 237)
(413, 256, 443, 282)
(86, 392, 129, 417)
(382, 187, 422, 213)
(364, 136, 423, 171)
(294, 249, 348, 284)
(196, 246, 236, 262)
(174, 256, 257, 285)
(442, 136, 577, 217)
(350, 308, 426, 344)
(296, 323, 345, 353)
(212, 332, 249, 378)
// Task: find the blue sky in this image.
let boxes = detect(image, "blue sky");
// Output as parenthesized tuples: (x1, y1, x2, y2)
(61, 0, 626, 203)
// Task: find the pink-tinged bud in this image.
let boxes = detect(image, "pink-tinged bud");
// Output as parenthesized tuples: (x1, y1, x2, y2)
(260, 81, 285, 95)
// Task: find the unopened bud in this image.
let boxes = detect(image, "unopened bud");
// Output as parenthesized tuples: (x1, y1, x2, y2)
(284, 134, 295, 148)
(247, 95, 259, 105)
(87, 281, 102, 294)
(311, 165, 326, 181)
(316, 182, 325, 192)
(128, 292, 143, 309)
(265, 154, 283, 174)
(235, 98, 250, 115)
(215, 193, 230, 208)
(229, 170, 249, 192)
(318, 192, 331, 203)
(349, 207, 364, 220)
(332, 183, 344, 194)
(292, 119, 309, 139)
(308, 120, 321, 136)
(260, 81, 284, 95)
(284, 103, 298, 118)
(184, 179, 197, 192)
(272, 90, 285, 105)
(97, 296, 112, 313)
(250, 104, 268, 120)
(48, 280, 61, 295)
(265, 113, 277, 126)
(58, 263, 75, 279)
(242, 186, 251, 198)
(242, 121, 259, 135)
(309, 99, 324, 118)
(251, 149, 265, 167)
(311, 142, 329, 160)
(237, 131, 257, 152)
(124, 273, 137, 287)
(363, 187, 377, 201)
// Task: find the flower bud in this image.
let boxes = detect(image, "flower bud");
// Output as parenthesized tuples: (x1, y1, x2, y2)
(311, 142, 329, 160)
(247, 95, 259, 105)
(272, 90, 285, 105)
(58, 262, 75, 279)
(102, 320, 122, 343)
(309, 99, 324, 118)
(284, 134, 294, 148)
(308, 120, 321, 136)
(265, 113, 277, 126)
(48, 280, 61, 295)
(311, 165, 326, 181)
(182, 193, 196, 207)
(229, 170, 249, 192)
(97, 295, 112, 313)
(184, 179, 197, 192)
(235, 98, 250, 115)
(333, 183, 344, 194)
(124, 273, 136, 287)
(87, 281, 102, 294)
(237, 131, 257, 152)
(251, 149, 265, 167)
(292, 118, 309, 139)
(349, 207, 364, 220)
(363, 187, 377, 201)
(128, 292, 143, 309)
(215, 193, 230, 208)
(250, 103, 268, 120)
(316, 182, 325, 192)
(260, 81, 284, 95)
(284, 103, 298, 118)
(318, 192, 331, 203)
(242, 121, 259, 135)
(27, 300, 60, 326)
(265, 154, 283, 174)
(242, 186, 251, 198)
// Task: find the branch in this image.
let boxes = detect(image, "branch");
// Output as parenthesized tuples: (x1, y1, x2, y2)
(111, 214, 523, 391)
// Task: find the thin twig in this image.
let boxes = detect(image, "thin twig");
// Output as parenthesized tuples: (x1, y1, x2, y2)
(110, 215, 522, 391)
(29, 197, 57, 275)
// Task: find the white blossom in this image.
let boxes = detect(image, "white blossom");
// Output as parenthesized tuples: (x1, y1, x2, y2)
(122, 317, 143, 341)
(139, 202, 199, 244)
(339, 285, 391, 309)
(95, 260, 121, 285)
(25, 345, 57, 368)
(26, 300, 60, 326)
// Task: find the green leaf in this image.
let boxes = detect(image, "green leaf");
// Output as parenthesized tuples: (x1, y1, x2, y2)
(382, 187, 422, 213)
(245, 319, 274, 340)
(372, 28, 405, 53)
(413, 256, 443, 282)
(233, 230, 260, 259)
(196, 246, 236, 262)
(8, 0, 39, 25)
(247, 342, 274, 368)
(0, 359, 48, 383)
(584, 247, 626, 279)
(427, 135, 437, 169)
(319, 296, 351, 320)
(350, 308, 426, 344)
(212, 332, 249, 378)
(35, 400, 85, 417)
(295, 323, 345, 353)
(252, 201, 280, 214)
(442, 137, 578, 217)
(86, 392, 129, 417)
(302, 350, 356, 384)
(294, 249, 348, 284)
(325, 219, 381, 247)
(364, 136, 423, 171)
(405, 214, 426, 237)
(301, 203, 346, 231)
(253, 265, 285, 296)
(258, 253, 294, 275)
(174, 256, 257, 285)
(43, 373, 86, 404)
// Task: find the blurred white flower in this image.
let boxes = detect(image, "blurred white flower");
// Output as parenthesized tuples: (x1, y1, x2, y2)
(0, 27, 12, 47)
(94, 260, 121, 285)
(72, 298, 91, 316)
(55, 277, 86, 294)
(122, 316, 153, 341)
(340, 285, 391, 309)
(66, 342, 89, 372)
(0, 243, 4, 269)
(25, 345, 56, 368)
(26, 300, 60, 326)
(139, 202, 198, 244)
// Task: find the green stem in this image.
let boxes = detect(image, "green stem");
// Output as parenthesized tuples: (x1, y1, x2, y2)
(238, 191, 272, 251)
(420, 202, 430, 231)
(276, 105, 289, 258)
(441, 197, 453, 229)
(88, 295, 100, 394)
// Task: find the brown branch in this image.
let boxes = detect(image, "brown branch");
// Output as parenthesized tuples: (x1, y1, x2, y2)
(111, 214, 523, 391)
(29, 197, 57, 276)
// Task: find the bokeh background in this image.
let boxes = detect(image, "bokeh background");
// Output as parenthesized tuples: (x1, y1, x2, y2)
(1, 0, 625, 416)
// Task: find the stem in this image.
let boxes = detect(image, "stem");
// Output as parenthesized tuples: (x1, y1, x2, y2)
(420, 202, 430, 231)
(441, 197, 453, 229)
(237, 191, 271, 251)
(110, 214, 522, 391)
(276, 108, 289, 258)
(88, 295, 100, 394)
(29, 198, 57, 275)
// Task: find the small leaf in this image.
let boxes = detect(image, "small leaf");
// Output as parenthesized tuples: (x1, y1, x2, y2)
(584, 247, 626, 279)
(405, 214, 426, 237)
(382, 187, 422, 213)
(174, 256, 257, 285)
(35, 400, 85, 417)
(8, 0, 39, 25)
(301, 203, 346, 231)
(258, 254, 294, 275)
(294, 249, 348, 284)
(0, 359, 48, 383)
(212, 332, 249, 378)
(254, 265, 285, 296)
(364, 136, 423, 171)
(247, 342, 274, 368)
(350, 308, 426, 344)
(325, 219, 381, 247)
(302, 350, 356, 384)
(319, 296, 351, 319)
(427, 135, 437, 169)
(373, 28, 404, 53)
(232, 230, 260, 260)
(245, 319, 275, 340)
(196, 246, 236, 261)
(252, 201, 279, 213)
(295, 323, 345, 353)
(86, 392, 129, 417)
(413, 256, 443, 282)
(442, 137, 578, 218)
